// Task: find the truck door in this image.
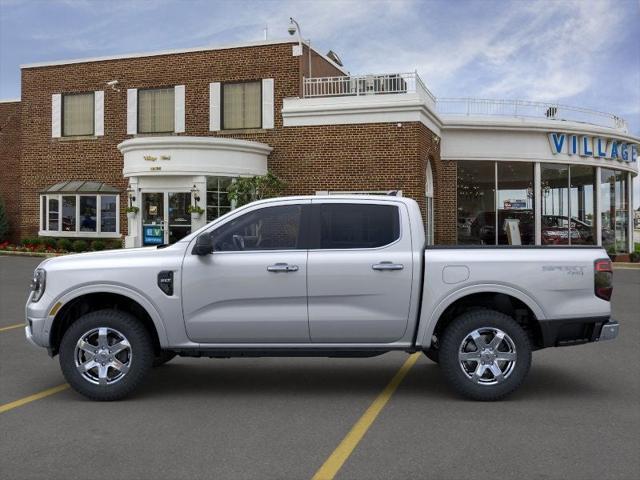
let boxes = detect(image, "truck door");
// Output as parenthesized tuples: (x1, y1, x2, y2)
(307, 200, 413, 343)
(181, 201, 311, 343)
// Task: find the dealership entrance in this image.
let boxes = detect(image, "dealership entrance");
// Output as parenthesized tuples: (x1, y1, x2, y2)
(140, 191, 191, 245)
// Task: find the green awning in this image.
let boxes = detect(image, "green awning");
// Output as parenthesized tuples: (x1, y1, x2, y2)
(41, 181, 120, 194)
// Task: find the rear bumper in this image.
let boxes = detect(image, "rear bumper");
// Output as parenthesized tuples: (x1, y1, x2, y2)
(538, 316, 618, 348)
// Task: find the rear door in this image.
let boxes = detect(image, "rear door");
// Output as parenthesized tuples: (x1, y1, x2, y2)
(307, 200, 413, 343)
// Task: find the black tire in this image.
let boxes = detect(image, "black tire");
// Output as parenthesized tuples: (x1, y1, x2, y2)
(423, 347, 439, 364)
(439, 309, 532, 401)
(153, 350, 176, 367)
(59, 309, 154, 401)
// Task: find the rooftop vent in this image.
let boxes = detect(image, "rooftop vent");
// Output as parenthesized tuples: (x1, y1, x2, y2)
(326, 50, 343, 67)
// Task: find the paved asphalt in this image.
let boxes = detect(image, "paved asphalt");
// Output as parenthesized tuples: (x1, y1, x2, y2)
(0, 255, 638, 480)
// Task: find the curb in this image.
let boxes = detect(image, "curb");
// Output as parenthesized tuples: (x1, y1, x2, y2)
(0, 251, 63, 258)
(612, 262, 640, 269)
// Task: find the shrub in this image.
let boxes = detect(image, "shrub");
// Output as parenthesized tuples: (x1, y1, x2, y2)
(72, 240, 88, 253)
(39, 237, 58, 249)
(57, 238, 73, 251)
(21, 237, 38, 247)
(630, 252, 640, 263)
(107, 239, 122, 250)
(91, 240, 106, 251)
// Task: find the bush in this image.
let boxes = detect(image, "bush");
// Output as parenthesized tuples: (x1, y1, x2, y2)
(0, 197, 8, 242)
(630, 252, 640, 263)
(21, 237, 38, 247)
(57, 238, 73, 251)
(39, 237, 58, 249)
(72, 240, 88, 253)
(91, 240, 106, 251)
(106, 239, 122, 250)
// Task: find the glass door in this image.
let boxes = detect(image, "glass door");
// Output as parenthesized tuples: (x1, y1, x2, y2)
(168, 192, 191, 244)
(142, 192, 165, 245)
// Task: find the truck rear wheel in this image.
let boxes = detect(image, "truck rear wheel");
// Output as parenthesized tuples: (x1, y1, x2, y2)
(59, 309, 153, 401)
(439, 309, 531, 401)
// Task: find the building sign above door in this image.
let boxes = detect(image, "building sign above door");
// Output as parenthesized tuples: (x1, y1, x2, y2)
(548, 132, 638, 163)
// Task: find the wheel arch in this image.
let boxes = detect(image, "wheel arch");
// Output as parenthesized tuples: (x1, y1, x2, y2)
(49, 285, 169, 356)
(419, 285, 546, 350)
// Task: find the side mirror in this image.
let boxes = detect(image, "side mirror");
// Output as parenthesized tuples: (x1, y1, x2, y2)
(192, 233, 214, 256)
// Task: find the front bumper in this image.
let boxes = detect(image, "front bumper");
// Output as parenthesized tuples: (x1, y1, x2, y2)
(539, 316, 619, 348)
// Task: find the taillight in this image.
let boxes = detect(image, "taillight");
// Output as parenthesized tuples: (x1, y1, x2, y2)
(594, 259, 613, 301)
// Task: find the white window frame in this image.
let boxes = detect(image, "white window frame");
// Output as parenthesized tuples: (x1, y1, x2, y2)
(39, 193, 121, 238)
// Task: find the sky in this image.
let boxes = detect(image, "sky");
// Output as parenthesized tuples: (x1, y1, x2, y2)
(1, 0, 639, 203)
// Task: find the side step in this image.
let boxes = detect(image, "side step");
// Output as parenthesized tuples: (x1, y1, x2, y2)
(173, 348, 392, 359)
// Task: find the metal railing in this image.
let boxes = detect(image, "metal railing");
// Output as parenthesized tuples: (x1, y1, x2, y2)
(436, 98, 628, 131)
(303, 72, 436, 102)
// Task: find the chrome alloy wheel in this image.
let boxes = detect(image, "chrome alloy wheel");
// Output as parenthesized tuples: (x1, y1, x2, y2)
(74, 327, 132, 385)
(458, 327, 517, 386)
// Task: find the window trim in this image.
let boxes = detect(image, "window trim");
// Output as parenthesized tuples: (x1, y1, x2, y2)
(39, 193, 121, 238)
(221, 80, 263, 131)
(61, 91, 95, 137)
(136, 86, 176, 134)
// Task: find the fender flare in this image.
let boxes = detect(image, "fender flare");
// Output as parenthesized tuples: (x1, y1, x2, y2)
(417, 283, 547, 348)
(51, 283, 170, 347)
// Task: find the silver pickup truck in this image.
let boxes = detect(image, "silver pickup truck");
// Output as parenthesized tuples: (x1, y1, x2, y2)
(25, 195, 618, 401)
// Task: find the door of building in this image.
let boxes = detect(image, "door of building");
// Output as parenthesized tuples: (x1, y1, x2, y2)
(141, 192, 191, 245)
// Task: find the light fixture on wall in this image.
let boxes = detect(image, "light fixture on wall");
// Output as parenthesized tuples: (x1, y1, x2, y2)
(126, 187, 136, 206)
(191, 185, 201, 204)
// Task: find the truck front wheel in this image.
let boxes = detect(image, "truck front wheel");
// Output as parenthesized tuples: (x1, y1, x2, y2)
(439, 309, 531, 401)
(59, 309, 154, 401)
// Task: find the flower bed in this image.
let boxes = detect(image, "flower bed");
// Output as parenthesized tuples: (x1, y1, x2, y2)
(0, 237, 123, 255)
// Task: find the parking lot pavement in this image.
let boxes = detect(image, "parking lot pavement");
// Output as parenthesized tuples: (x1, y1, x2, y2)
(1, 256, 639, 480)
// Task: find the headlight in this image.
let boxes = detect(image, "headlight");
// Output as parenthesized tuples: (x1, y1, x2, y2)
(30, 269, 46, 303)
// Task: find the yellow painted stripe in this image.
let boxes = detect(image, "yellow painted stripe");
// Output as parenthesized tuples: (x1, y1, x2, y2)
(311, 352, 421, 480)
(0, 384, 69, 414)
(0, 323, 24, 332)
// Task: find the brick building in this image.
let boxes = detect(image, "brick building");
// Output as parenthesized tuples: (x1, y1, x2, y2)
(0, 38, 638, 252)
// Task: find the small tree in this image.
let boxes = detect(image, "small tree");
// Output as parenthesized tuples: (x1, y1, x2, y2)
(226, 172, 286, 208)
(0, 197, 9, 242)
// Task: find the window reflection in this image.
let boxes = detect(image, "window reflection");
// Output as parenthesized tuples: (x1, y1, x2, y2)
(457, 161, 495, 245)
(497, 163, 534, 245)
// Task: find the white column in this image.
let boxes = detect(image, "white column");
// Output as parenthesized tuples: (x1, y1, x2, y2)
(125, 177, 140, 248)
(191, 175, 208, 231)
(628, 171, 634, 253)
(595, 167, 602, 247)
(534, 162, 541, 245)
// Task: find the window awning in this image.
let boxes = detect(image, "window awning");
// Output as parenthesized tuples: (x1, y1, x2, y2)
(41, 181, 120, 194)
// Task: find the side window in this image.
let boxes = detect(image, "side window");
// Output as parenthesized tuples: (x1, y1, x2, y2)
(213, 205, 302, 252)
(319, 204, 400, 249)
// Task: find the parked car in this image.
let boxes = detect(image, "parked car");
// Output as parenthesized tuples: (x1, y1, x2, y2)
(541, 215, 595, 245)
(25, 196, 617, 401)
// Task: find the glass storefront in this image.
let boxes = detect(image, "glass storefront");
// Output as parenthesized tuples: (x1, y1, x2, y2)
(601, 169, 629, 253)
(206, 176, 234, 222)
(458, 161, 630, 251)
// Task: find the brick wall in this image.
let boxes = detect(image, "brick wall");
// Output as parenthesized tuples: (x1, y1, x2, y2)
(16, 41, 444, 242)
(0, 101, 21, 242)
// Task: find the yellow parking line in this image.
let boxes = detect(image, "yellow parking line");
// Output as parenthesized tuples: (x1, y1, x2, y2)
(0, 323, 24, 332)
(0, 384, 69, 414)
(311, 352, 421, 480)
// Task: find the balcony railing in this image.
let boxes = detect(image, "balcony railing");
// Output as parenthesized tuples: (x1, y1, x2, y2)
(437, 98, 628, 131)
(303, 72, 436, 103)
(301, 74, 627, 131)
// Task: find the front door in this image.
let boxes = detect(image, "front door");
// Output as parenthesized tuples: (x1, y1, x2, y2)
(307, 201, 414, 343)
(181, 201, 310, 343)
(141, 192, 191, 245)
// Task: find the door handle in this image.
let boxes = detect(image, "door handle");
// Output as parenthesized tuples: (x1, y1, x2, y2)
(372, 261, 404, 271)
(267, 263, 299, 273)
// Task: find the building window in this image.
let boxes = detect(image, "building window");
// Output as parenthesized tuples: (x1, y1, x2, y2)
(541, 164, 570, 245)
(222, 81, 261, 130)
(497, 162, 534, 245)
(62, 92, 94, 136)
(138, 88, 175, 133)
(457, 161, 495, 245)
(40, 194, 120, 237)
(206, 176, 234, 221)
(569, 165, 596, 245)
(601, 169, 629, 253)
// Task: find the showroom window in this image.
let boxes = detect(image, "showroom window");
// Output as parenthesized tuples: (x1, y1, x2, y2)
(497, 162, 535, 245)
(457, 161, 496, 245)
(222, 81, 261, 130)
(601, 168, 629, 253)
(39, 181, 120, 237)
(206, 176, 235, 221)
(138, 87, 175, 133)
(62, 92, 94, 136)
